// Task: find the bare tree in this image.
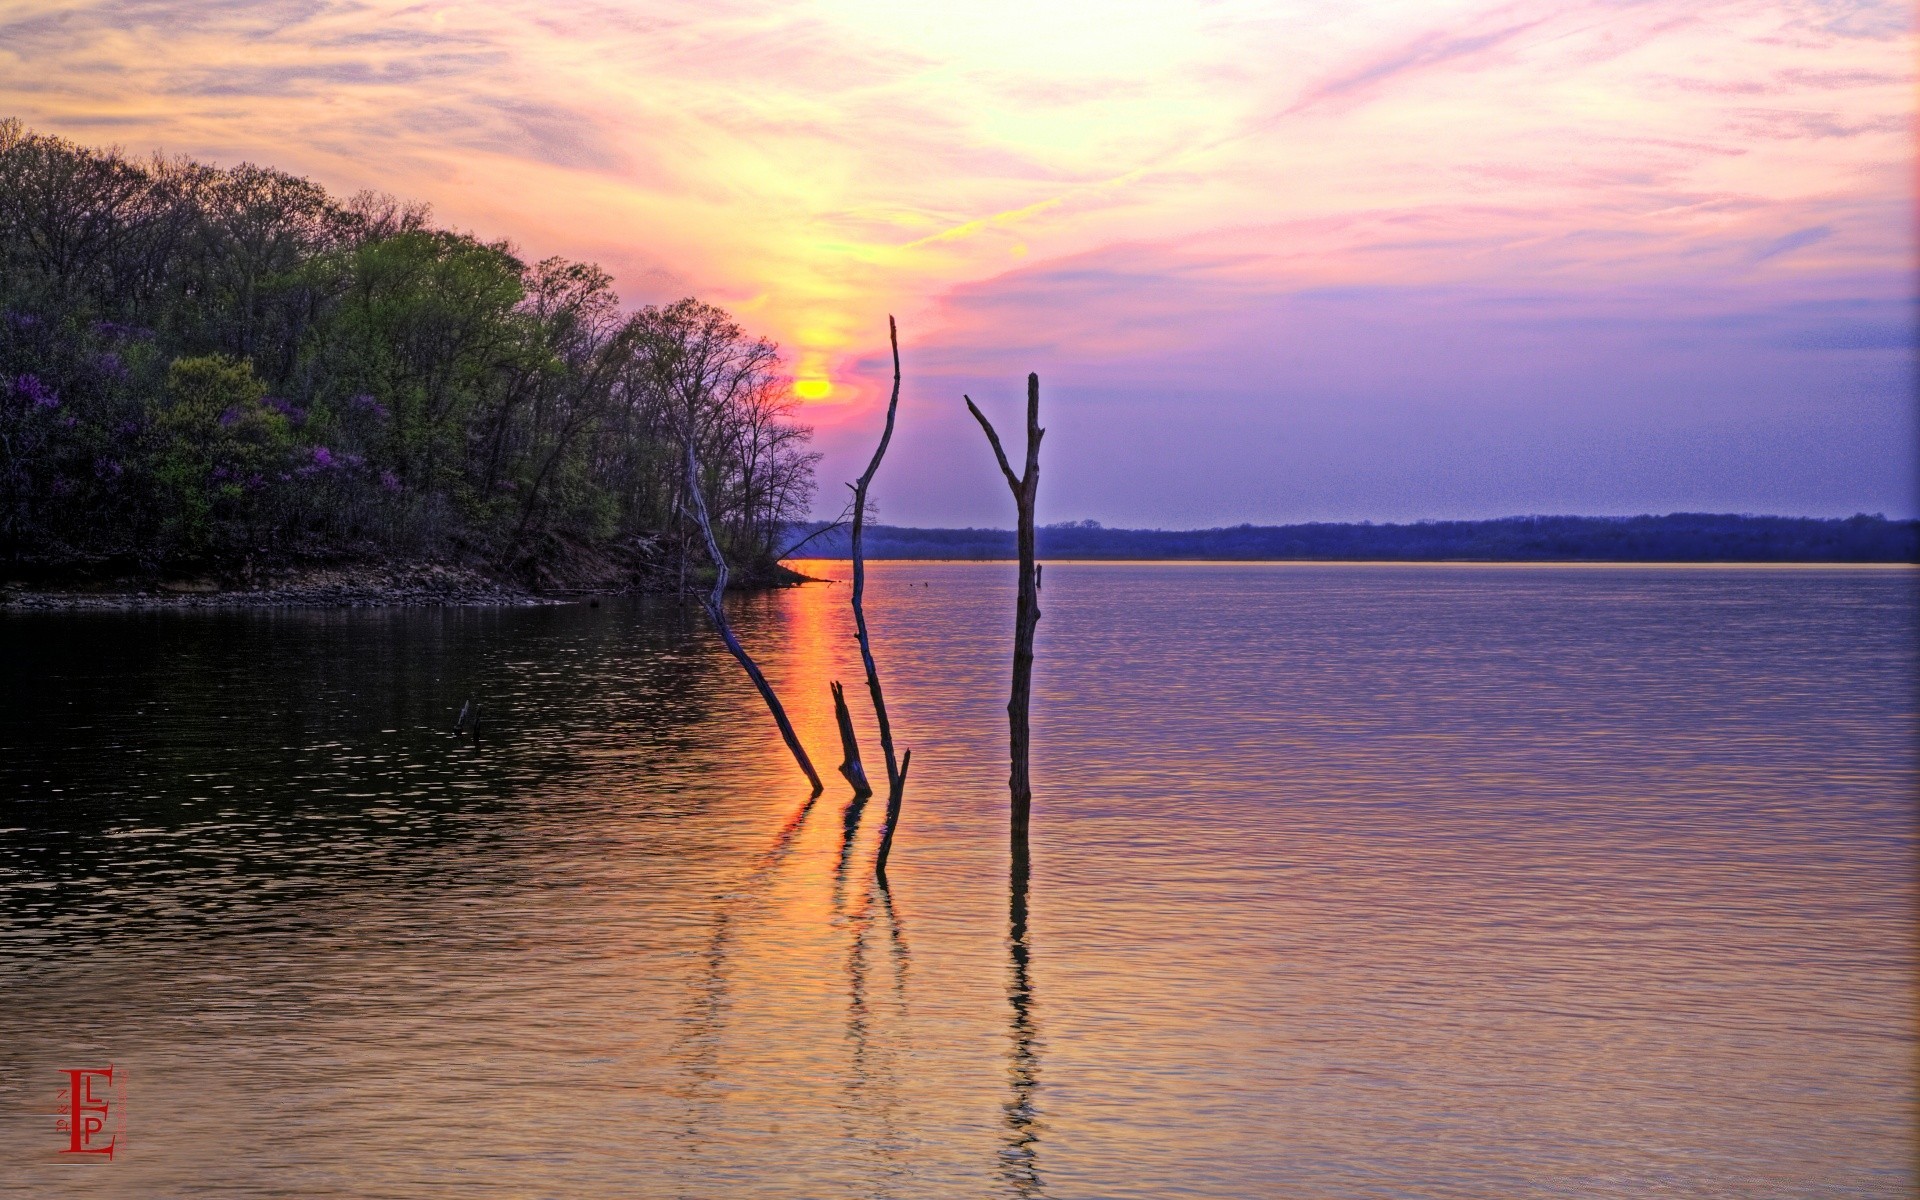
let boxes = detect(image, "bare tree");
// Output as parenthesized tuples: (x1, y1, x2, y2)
(683, 435, 824, 794)
(965, 374, 1043, 856)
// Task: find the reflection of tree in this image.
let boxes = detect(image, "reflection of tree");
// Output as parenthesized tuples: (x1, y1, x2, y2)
(755, 793, 820, 871)
(669, 792, 818, 1163)
(0, 600, 728, 946)
(832, 790, 869, 906)
(875, 877, 911, 1008)
(841, 874, 914, 1196)
(1002, 846, 1043, 1198)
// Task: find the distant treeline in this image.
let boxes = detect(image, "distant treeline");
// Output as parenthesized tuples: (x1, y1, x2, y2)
(791, 514, 1920, 562)
(0, 119, 816, 580)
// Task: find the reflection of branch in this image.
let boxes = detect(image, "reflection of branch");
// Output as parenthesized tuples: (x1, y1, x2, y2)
(845, 883, 873, 1092)
(834, 792, 870, 907)
(756, 794, 820, 871)
(875, 876, 912, 1007)
(1002, 853, 1043, 1198)
(842, 878, 910, 1190)
(672, 794, 819, 1127)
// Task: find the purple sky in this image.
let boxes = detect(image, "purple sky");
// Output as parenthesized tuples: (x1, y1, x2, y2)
(849, 261, 1915, 526)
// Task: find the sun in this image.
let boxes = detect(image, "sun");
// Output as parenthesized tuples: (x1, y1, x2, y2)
(793, 377, 833, 401)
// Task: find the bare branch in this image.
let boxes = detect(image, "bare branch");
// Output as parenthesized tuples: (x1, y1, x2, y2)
(684, 436, 730, 604)
(846, 317, 912, 878)
(684, 435, 824, 795)
(966, 395, 1023, 495)
(853, 318, 905, 790)
(776, 503, 853, 561)
(874, 748, 912, 880)
(1024, 371, 1043, 482)
(857, 316, 904, 489)
(831, 680, 873, 797)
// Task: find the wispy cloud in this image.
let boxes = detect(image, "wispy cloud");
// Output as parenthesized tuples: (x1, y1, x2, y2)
(1753, 223, 1834, 260)
(1289, 19, 1546, 114)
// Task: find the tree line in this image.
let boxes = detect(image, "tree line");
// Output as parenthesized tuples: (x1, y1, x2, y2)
(0, 119, 817, 581)
(790, 513, 1919, 562)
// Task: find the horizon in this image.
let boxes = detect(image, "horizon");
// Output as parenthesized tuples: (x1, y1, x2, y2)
(781, 510, 1918, 562)
(799, 509, 1915, 533)
(5, 0, 1913, 524)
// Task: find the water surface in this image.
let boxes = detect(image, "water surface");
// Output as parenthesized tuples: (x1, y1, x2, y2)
(2, 562, 1914, 1198)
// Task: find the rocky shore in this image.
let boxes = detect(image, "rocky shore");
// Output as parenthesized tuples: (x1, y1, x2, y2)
(1, 537, 813, 611)
(1, 560, 554, 610)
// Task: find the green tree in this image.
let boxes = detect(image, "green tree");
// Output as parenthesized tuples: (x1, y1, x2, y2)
(148, 354, 291, 555)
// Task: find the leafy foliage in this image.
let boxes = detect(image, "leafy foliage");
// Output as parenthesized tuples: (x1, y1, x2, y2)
(0, 119, 818, 575)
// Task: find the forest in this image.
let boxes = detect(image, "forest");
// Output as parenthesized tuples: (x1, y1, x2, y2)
(0, 119, 817, 589)
(794, 513, 1920, 562)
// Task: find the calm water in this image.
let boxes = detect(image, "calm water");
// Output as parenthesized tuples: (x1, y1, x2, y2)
(1, 562, 1913, 1198)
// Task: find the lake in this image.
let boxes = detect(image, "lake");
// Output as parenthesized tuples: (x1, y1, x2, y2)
(2, 562, 1914, 1198)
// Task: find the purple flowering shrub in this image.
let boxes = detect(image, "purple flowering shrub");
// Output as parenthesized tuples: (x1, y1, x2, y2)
(291, 444, 364, 477)
(13, 373, 58, 409)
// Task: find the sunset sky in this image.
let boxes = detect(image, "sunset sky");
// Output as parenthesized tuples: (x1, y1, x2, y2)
(4, 0, 1912, 525)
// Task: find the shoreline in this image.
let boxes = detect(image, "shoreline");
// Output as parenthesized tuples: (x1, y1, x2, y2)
(2, 561, 556, 611)
(2, 559, 818, 612)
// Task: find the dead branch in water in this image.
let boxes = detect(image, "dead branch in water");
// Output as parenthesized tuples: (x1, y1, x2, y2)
(683, 436, 824, 795)
(873, 748, 912, 880)
(965, 373, 1043, 855)
(851, 317, 913, 876)
(831, 680, 873, 796)
(852, 317, 905, 790)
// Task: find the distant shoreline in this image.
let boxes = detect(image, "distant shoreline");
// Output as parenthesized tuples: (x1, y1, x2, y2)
(791, 558, 1916, 568)
(786, 514, 1919, 565)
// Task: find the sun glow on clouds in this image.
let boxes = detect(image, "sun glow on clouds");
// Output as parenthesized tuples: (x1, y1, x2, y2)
(1, 0, 1912, 519)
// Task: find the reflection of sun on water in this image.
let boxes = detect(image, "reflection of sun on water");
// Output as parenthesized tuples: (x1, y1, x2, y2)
(777, 571, 851, 780)
(772, 567, 884, 902)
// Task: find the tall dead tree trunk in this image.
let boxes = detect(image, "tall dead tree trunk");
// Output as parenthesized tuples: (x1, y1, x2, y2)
(683, 437, 824, 795)
(965, 374, 1042, 856)
(855, 318, 912, 879)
